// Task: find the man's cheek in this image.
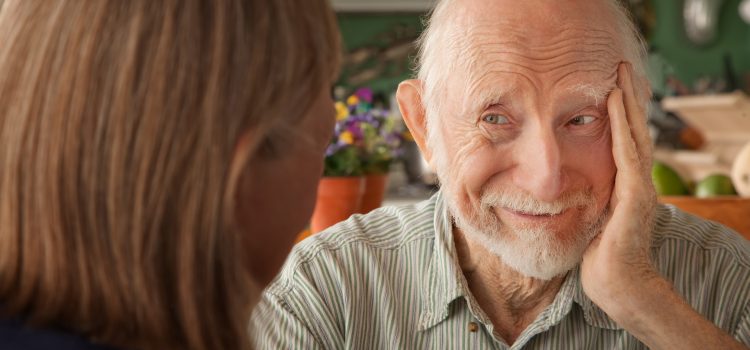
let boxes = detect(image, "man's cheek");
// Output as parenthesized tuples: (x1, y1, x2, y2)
(458, 144, 515, 190)
(565, 138, 615, 202)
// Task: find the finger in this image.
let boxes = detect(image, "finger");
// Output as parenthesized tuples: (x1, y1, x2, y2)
(617, 63, 649, 143)
(608, 88, 640, 180)
(617, 63, 652, 165)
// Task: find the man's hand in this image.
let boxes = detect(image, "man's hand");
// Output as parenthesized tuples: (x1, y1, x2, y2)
(580, 62, 747, 350)
(580, 62, 659, 308)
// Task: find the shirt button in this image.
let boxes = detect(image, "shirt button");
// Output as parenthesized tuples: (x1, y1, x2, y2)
(468, 322, 479, 332)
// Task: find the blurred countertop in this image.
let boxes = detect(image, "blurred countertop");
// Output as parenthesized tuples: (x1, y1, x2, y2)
(382, 163, 437, 207)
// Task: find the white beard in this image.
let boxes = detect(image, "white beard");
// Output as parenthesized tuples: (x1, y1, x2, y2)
(445, 186, 607, 281)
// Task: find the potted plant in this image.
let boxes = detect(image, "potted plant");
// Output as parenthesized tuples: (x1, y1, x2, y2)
(354, 89, 404, 213)
(308, 88, 404, 234)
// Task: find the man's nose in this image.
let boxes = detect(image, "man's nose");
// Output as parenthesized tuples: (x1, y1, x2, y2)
(513, 126, 564, 202)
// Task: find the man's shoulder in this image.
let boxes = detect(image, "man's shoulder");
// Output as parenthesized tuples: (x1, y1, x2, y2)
(651, 204, 750, 329)
(303, 198, 437, 252)
(269, 198, 438, 293)
(653, 203, 750, 266)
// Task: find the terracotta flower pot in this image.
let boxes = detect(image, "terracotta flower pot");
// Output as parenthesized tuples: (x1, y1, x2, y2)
(295, 228, 312, 243)
(310, 176, 364, 233)
(360, 174, 388, 214)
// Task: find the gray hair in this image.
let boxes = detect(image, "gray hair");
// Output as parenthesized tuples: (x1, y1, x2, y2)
(416, 0, 649, 170)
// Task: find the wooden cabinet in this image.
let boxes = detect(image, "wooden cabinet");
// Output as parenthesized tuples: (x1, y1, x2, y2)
(660, 196, 750, 240)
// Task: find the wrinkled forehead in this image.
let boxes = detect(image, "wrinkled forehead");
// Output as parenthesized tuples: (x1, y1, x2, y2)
(445, 1, 623, 113)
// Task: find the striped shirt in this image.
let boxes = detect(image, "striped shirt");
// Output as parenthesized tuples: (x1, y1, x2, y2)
(251, 191, 750, 349)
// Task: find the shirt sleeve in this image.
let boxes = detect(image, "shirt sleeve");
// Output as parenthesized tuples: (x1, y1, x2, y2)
(250, 290, 325, 350)
(250, 257, 348, 350)
(735, 303, 750, 346)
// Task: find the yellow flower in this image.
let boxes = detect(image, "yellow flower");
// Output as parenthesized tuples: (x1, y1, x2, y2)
(402, 130, 414, 142)
(346, 95, 359, 106)
(335, 102, 349, 121)
(339, 131, 354, 144)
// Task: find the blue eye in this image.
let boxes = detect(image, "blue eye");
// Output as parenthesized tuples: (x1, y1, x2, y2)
(569, 115, 596, 126)
(483, 114, 510, 125)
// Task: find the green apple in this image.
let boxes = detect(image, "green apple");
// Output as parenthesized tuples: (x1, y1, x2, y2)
(652, 161, 690, 196)
(695, 174, 738, 198)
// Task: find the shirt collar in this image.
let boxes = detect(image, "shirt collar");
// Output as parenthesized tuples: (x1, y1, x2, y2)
(418, 189, 622, 332)
(418, 190, 467, 331)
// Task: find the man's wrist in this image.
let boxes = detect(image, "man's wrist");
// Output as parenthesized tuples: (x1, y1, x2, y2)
(601, 274, 673, 329)
(595, 274, 746, 350)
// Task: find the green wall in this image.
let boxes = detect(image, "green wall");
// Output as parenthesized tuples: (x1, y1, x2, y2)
(649, 0, 750, 90)
(336, 13, 425, 95)
(336, 1, 750, 94)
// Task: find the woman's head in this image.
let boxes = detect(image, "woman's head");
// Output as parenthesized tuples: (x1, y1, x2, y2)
(0, 0, 340, 349)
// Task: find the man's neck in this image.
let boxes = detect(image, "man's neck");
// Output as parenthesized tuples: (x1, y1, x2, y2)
(453, 226, 565, 345)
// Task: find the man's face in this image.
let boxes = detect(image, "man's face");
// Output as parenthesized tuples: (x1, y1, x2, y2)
(435, 0, 623, 279)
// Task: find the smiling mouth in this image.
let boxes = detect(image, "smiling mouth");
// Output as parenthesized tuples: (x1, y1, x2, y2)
(504, 208, 567, 218)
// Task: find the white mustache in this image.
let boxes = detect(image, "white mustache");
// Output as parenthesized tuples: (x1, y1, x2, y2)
(480, 188, 591, 216)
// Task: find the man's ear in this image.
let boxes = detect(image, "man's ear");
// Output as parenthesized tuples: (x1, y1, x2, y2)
(397, 79, 433, 164)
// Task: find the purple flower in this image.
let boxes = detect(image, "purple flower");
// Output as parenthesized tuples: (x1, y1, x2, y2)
(326, 143, 341, 156)
(334, 122, 345, 135)
(349, 113, 375, 124)
(355, 87, 373, 103)
(346, 124, 363, 140)
(392, 148, 405, 158)
(384, 132, 401, 144)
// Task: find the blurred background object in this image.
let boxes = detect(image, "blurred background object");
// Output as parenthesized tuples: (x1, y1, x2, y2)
(332, 0, 435, 12)
(659, 196, 750, 238)
(740, 0, 750, 23)
(732, 141, 750, 196)
(659, 92, 750, 185)
(326, 0, 750, 211)
(684, 0, 726, 45)
(625, 0, 657, 39)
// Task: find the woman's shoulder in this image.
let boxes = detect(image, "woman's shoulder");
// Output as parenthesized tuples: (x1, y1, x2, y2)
(0, 318, 120, 350)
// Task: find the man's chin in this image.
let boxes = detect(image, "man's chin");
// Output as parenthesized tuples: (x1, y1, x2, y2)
(497, 232, 584, 280)
(446, 191, 605, 280)
(457, 215, 602, 281)
(504, 217, 605, 280)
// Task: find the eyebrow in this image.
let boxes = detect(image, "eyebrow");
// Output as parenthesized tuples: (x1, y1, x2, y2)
(461, 84, 518, 116)
(567, 83, 612, 107)
(460, 81, 613, 117)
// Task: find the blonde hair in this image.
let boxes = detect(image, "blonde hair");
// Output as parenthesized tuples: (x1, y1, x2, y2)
(0, 1, 340, 349)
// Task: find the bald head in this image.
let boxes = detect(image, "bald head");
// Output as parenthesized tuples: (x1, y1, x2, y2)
(416, 0, 648, 125)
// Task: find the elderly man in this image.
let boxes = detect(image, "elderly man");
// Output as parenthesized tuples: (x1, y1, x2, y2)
(251, 0, 750, 348)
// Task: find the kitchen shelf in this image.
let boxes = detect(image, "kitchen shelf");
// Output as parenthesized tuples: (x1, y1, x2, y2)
(661, 91, 750, 141)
